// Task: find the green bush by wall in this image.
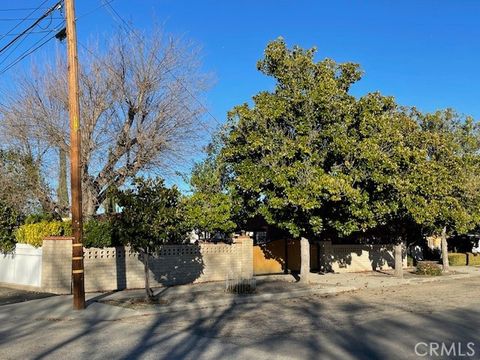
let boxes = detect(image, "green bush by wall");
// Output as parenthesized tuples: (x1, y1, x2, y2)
(84, 219, 115, 248)
(448, 253, 467, 266)
(467, 253, 480, 266)
(14, 221, 68, 247)
(15, 218, 117, 248)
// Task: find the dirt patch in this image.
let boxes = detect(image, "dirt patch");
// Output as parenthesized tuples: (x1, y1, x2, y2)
(0, 286, 54, 306)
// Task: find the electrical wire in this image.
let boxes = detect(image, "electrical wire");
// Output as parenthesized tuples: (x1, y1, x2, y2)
(0, 0, 50, 43)
(0, 28, 61, 76)
(0, 0, 63, 57)
(0, 21, 64, 68)
(76, 0, 116, 21)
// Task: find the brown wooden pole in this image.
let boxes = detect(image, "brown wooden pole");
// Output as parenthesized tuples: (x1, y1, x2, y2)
(65, 0, 85, 310)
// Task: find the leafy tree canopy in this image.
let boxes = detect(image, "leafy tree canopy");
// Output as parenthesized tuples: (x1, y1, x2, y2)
(220, 38, 480, 241)
(115, 177, 188, 253)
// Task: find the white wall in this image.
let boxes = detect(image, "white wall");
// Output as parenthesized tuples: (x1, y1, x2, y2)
(0, 244, 43, 287)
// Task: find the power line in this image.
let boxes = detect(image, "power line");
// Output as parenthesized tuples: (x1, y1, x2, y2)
(0, 0, 50, 43)
(0, 29, 56, 37)
(0, 17, 64, 21)
(0, 6, 52, 12)
(0, 30, 60, 76)
(0, 1, 63, 57)
(76, 0, 116, 21)
(102, 0, 222, 128)
(0, 21, 64, 68)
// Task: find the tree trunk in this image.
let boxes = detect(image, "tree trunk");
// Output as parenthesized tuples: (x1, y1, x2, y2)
(441, 226, 450, 273)
(394, 242, 403, 278)
(57, 148, 69, 216)
(142, 250, 154, 301)
(299, 237, 310, 283)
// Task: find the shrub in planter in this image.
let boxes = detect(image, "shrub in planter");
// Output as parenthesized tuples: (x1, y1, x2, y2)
(416, 261, 442, 276)
(448, 253, 467, 266)
(467, 253, 480, 266)
(14, 221, 68, 247)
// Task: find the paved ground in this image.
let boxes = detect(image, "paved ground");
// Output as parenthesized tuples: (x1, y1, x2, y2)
(1, 271, 479, 360)
(0, 286, 53, 306)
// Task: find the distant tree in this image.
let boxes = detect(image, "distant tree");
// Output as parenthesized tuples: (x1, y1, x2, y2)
(397, 110, 480, 272)
(115, 177, 187, 300)
(0, 149, 52, 214)
(57, 148, 69, 216)
(0, 200, 21, 253)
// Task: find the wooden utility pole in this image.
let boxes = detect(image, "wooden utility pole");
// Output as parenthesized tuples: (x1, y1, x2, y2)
(65, 0, 85, 310)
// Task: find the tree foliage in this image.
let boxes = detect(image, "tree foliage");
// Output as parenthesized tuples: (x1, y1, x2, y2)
(115, 177, 187, 252)
(220, 38, 480, 248)
(184, 141, 236, 236)
(0, 200, 21, 253)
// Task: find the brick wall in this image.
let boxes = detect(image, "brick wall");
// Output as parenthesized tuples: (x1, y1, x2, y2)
(40, 236, 254, 294)
(41, 239, 72, 294)
(320, 242, 407, 273)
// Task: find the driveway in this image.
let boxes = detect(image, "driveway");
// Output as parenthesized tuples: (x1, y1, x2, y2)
(0, 276, 479, 359)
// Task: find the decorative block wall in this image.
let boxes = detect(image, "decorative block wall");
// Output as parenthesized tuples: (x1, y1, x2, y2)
(38, 236, 254, 293)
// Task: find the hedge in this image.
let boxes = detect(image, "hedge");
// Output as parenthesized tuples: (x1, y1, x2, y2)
(467, 253, 480, 266)
(448, 253, 467, 266)
(416, 261, 442, 276)
(14, 221, 69, 247)
(15, 218, 117, 248)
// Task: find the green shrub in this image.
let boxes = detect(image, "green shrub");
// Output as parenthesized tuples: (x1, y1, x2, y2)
(416, 261, 442, 276)
(15, 221, 68, 247)
(407, 255, 414, 267)
(84, 219, 114, 248)
(467, 253, 480, 266)
(448, 253, 467, 266)
(0, 201, 21, 253)
(24, 213, 56, 225)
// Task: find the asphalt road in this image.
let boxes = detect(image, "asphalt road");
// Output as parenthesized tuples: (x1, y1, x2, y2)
(1, 277, 479, 360)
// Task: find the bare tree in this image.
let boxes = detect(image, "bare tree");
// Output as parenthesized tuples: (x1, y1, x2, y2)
(0, 27, 211, 216)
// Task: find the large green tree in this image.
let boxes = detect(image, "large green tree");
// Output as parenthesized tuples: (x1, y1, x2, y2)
(221, 39, 395, 281)
(220, 38, 480, 280)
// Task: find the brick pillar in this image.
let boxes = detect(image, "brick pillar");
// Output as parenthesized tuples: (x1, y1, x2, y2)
(234, 235, 253, 279)
(41, 238, 73, 294)
(319, 240, 333, 273)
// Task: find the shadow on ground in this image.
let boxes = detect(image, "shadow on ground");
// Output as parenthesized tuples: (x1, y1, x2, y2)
(0, 278, 479, 359)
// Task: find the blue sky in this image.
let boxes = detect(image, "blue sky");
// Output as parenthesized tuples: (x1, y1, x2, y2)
(1, 0, 479, 123)
(0, 0, 479, 191)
